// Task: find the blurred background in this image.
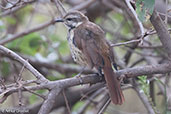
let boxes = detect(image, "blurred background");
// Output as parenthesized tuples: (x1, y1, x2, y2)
(0, 0, 171, 114)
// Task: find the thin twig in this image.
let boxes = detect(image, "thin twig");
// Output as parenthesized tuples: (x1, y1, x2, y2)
(62, 90, 71, 114)
(96, 92, 110, 114)
(125, 0, 145, 37)
(129, 57, 145, 67)
(17, 63, 25, 106)
(6, 0, 20, 5)
(165, 0, 168, 24)
(111, 39, 141, 47)
(0, 62, 171, 106)
(111, 28, 151, 47)
(98, 98, 111, 114)
(0, 45, 48, 83)
(71, 0, 97, 11)
(78, 88, 105, 114)
(23, 87, 46, 100)
(133, 81, 155, 114)
(0, 93, 9, 103)
(111, 28, 171, 47)
(0, 0, 36, 17)
(53, 0, 67, 17)
(0, 0, 21, 10)
(124, 47, 161, 58)
(0, 19, 56, 45)
(18, 61, 26, 80)
(0, 79, 6, 90)
(18, 87, 23, 106)
(111, 28, 171, 48)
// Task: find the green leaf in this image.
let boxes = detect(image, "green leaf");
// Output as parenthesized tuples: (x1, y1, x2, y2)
(136, 0, 155, 22)
(50, 34, 69, 56)
(138, 75, 149, 94)
(46, 74, 65, 81)
(29, 94, 38, 104)
(1, 61, 10, 76)
(5, 16, 17, 25)
(154, 77, 168, 114)
(6, 33, 43, 56)
(0, 20, 5, 31)
(72, 101, 84, 112)
(29, 90, 47, 104)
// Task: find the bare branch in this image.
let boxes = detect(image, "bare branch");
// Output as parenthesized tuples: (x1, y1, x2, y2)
(27, 56, 94, 75)
(0, 0, 36, 17)
(78, 88, 105, 114)
(53, 0, 67, 17)
(150, 9, 171, 58)
(133, 82, 155, 114)
(27, 84, 104, 114)
(97, 98, 111, 114)
(111, 28, 171, 47)
(23, 87, 46, 100)
(71, 0, 97, 11)
(0, 62, 171, 110)
(117, 63, 171, 78)
(95, 92, 110, 114)
(62, 90, 71, 114)
(125, 0, 145, 36)
(0, 0, 20, 10)
(111, 39, 141, 47)
(0, 19, 56, 45)
(38, 88, 61, 114)
(0, 45, 48, 83)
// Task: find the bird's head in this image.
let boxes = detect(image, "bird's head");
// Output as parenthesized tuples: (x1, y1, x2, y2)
(55, 11, 88, 29)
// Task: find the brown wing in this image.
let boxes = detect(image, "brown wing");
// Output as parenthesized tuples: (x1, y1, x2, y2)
(73, 22, 110, 69)
(85, 22, 117, 70)
(73, 22, 124, 104)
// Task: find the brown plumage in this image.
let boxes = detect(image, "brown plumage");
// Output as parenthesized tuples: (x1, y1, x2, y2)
(56, 11, 124, 104)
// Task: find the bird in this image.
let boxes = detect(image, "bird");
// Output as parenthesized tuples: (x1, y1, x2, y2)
(55, 11, 124, 104)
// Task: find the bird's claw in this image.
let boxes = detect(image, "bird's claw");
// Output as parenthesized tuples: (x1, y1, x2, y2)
(118, 74, 125, 84)
(75, 73, 83, 84)
(95, 72, 104, 81)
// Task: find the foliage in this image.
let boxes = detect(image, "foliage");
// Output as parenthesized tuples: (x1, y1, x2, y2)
(138, 76, 159, 113)
(136, 0, 155, 22)
(0, 0, 170, 114)
(154, 77, 170, 114)
(29, 90, 47, 104)
(6, 33, 44, 56)
(138, 76, 149, 94)
(0, 61, 10, 77)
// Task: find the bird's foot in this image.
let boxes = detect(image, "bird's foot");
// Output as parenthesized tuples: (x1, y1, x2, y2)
(75, 66, 86, 84)
(118, 74, 125, 84)
(95, 72, 104, 81)
(75, 72, 83, 84)
(96, 67, 104, 81)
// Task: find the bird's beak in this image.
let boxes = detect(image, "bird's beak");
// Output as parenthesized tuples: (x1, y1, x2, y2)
(55, 18, 64, 22)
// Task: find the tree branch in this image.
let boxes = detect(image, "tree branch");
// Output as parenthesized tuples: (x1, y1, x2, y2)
(117, 63, 171, 78)
(150, 9, 171, 58)
(0, 45, 48, 83)
(53, 0, 67, 17)
(38, 88, 61, 114)
(134, 84, 155, 114)
(71, 0, 97, 11)
(0, 19, 56, 45)
(0, 0, 36, 17)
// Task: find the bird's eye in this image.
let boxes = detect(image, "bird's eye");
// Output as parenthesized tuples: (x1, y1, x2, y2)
(66, 18, 72, 21)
